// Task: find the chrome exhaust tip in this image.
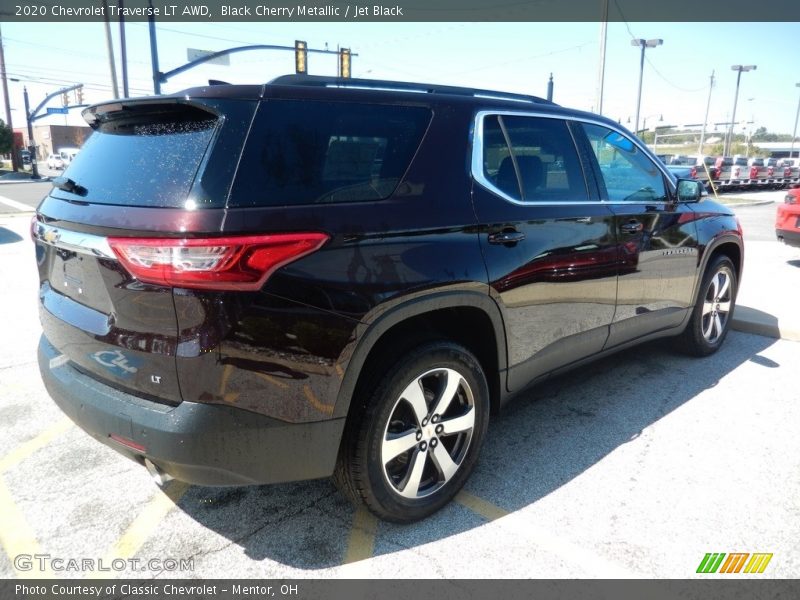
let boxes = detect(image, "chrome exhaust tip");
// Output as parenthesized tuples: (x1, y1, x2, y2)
(144, 458, 174, 487)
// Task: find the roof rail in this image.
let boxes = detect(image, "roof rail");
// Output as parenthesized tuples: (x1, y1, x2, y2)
(267, 74, 553, 105)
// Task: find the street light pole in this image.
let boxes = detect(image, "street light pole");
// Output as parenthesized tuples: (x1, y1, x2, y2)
(790, 83, 800, 159)
(631, 38, 663, 138)
(23, 86, 39, 179)
(698, 70, 715, 156)
(725, 64, 756, 157)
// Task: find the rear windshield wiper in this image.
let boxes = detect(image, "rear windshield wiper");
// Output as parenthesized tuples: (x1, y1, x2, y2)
(52, 176, 87, 196)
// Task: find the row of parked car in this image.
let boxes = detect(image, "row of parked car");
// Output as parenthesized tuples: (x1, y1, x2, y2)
(46, 147, 80, 170)
(659, 153, 800, 191)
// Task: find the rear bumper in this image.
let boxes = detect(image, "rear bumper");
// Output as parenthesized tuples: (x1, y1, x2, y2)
(776, 229, 800, 248)
(38, 335, 345, 486)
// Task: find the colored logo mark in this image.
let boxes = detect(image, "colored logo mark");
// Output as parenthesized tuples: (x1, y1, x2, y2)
(696, 553, 773, 574)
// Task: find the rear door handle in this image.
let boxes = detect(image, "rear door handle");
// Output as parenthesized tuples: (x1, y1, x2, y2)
(620, 220, 644, 234)
(488, 231, 526, 245)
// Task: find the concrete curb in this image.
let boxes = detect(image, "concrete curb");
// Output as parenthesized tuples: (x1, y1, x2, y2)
(731, 305, 800, 343)
(0, 178, 51, 185)
(718, 199, 775, 208)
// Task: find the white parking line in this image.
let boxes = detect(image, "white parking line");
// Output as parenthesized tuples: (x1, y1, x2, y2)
(0, 194, 34, 212)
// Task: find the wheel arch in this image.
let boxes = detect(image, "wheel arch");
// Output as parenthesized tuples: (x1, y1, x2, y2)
(692, 234, 744, 306)
(333, 291, 508, 425)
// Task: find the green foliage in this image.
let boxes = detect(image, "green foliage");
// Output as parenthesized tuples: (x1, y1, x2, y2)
(0, 119, 12, 155)
(706, 142, 761, 157)
(751, 126, 793, 142)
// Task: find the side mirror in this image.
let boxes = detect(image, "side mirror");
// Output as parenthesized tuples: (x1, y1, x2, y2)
(676, 178, 703, 202)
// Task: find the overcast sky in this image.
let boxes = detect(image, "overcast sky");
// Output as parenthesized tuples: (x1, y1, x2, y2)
(2, 21, 799, 136)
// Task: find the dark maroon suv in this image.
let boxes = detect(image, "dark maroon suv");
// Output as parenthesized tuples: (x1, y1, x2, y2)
(33, 75, 743, 522)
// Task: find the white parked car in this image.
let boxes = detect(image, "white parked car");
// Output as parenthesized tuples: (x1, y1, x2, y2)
(58, 147, 80, 166)
(47, 153, 64, 170)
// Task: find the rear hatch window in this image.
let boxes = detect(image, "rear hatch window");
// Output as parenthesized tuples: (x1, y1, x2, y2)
(230, 99, 432, 207)
(54, 102, 226, 209)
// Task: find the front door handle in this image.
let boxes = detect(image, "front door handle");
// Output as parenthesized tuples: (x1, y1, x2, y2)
(620, 220, 644, 234)
(488, 231, 526, 245)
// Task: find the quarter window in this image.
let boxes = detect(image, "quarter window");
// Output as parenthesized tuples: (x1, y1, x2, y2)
(231, 100, 431, 207)
(480, 114, 588, 203)
(581, 123, 667, 202)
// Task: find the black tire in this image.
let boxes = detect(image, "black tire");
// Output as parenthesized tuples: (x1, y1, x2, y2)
(334, 341, 489, 523)
(677, 255, 737, 356)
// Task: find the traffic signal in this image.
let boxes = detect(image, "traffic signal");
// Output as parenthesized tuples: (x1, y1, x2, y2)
(295, 40, 307, 75)
(339, 48, 351, 79)
(76, 86, 84, 104)
(61, 92, 69, 107)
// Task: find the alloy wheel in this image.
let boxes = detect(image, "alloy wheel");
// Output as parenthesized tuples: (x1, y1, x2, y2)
(381, 367, 475, 499)
(701, 265, 734, 343)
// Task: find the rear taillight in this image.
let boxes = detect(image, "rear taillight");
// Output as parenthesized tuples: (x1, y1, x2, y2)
(108, 233, 329, 291)
(690, 166, 697, 179)
(749, 166, 759, 179)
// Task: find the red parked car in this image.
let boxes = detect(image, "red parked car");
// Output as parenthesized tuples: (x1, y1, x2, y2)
(776, 186, 800, 248)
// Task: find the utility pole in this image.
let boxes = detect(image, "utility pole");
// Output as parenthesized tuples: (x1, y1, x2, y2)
(119, 0, 130, 97)
(725, 65, 756, 157)
(101, 0, 119, 98)
(0, 25, 18, 172)
(595, 0, 608, 115)
(148, 0, 161, 94)
(547, 73, 553, 102)
(791, 83, 800, 159)
(698, 70, 715, 156)
(23, 86, 39, 179)
(631, 38, 663, 138)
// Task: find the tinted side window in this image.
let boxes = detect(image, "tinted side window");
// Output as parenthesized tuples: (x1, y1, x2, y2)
(582, 123, 667, 202)
(231, 99, 431, 207)
(480, 114, 588, 203)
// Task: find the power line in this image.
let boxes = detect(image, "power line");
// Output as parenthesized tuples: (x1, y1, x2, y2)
(6, 62, 153, 88)
(127, 22, 267, 47)
(612, 0, 705, 93)
(2, 35, 145, 64)
(645, 56, 706, 93)
(449, 40, 596, 76)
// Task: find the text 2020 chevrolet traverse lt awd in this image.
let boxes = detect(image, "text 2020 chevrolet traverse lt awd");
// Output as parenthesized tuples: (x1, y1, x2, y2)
(33, 75, 743, 522)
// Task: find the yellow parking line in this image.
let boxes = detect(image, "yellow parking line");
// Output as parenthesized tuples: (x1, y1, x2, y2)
(0, 418, 73, 473)
(254, 371, 289, 389)
(303, 385, 335, 416)
(343, 507, 378, 564)
(218, 364, 234, 396)
(455, 491, 509, 521)
(92, 481, 190, 579)
(0, 475, 52, 578)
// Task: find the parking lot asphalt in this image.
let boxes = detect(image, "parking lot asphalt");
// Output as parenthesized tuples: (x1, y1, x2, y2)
(0, 209, 798, 579)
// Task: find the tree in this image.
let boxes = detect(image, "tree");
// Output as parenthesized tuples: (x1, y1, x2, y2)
(0, 119, 12, 155)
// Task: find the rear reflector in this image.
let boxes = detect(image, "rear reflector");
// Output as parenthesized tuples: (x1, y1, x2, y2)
(108, 233, 329, 291)
(108, 434, 146, 453)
